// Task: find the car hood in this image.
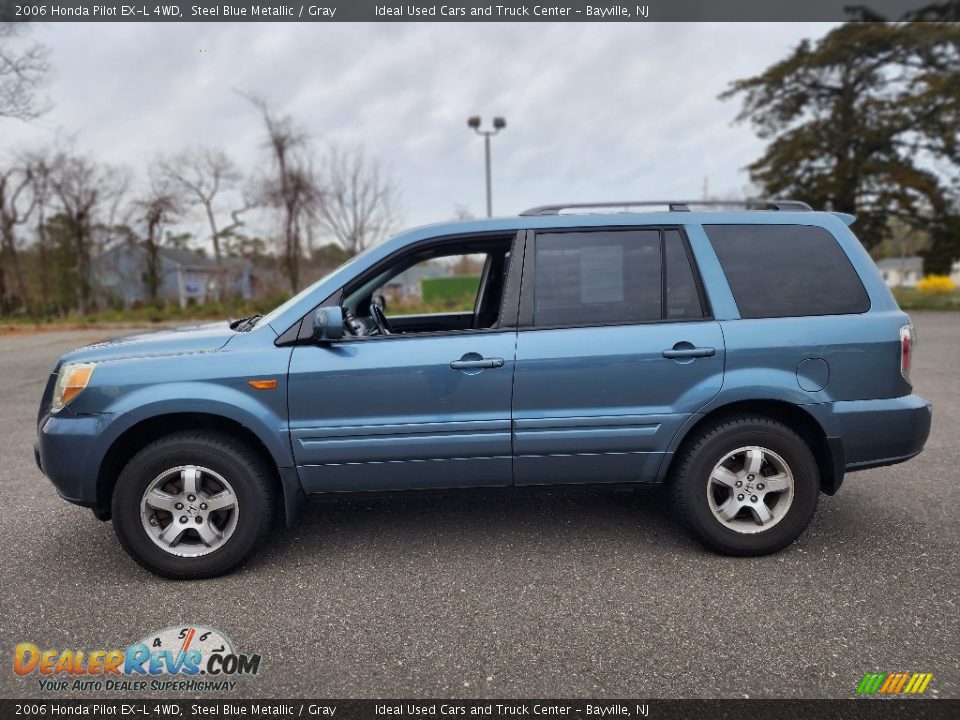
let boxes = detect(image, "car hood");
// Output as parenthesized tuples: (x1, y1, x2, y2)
(57, 321, 236, 366)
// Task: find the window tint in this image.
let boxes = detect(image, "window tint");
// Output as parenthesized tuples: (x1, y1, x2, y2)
(534, 230, 661, 326)
(664, 230, 704, 320)
(704, 224, 869, 319)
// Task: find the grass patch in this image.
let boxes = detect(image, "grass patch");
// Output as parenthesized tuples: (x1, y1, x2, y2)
(422, 275, 481, 303)
(0, 297, 289, 333)
(892, 288, 960, 311)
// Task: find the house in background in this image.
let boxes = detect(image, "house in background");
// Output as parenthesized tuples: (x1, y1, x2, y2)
(875, 256, 924, 288)
(98, 245, 254, 308)
(382, 261, 446, 301)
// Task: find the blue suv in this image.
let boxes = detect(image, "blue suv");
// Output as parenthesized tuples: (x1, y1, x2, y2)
(35, 201, 932, 578)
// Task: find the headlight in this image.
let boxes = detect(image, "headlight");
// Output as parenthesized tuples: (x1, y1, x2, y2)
(51, 363, 96, 412)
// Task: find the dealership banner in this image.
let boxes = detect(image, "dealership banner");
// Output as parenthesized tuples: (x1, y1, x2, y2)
(0, 0, 948, 23)
(3, 700, 960, 719)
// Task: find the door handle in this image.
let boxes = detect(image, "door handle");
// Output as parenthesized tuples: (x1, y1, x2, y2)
(450, 357, 504, 370)
(662, 346, 716, 359)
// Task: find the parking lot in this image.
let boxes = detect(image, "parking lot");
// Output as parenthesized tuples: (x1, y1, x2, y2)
(1, 313, 957, 699)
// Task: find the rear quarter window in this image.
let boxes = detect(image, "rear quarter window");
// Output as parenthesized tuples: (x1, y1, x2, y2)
(704, 224, 870, 319)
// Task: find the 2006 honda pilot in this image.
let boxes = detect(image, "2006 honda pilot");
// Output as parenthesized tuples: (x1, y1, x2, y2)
(35, 200, 932, 578)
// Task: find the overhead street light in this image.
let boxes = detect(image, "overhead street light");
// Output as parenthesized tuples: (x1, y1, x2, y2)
(467, 116, 507, 218)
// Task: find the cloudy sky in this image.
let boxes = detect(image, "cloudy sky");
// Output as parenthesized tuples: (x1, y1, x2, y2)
(0, 22, 837, 242)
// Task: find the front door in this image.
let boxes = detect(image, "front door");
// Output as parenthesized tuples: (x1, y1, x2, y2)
(512, 227, 725, 485)
(287, 235, 520, 493)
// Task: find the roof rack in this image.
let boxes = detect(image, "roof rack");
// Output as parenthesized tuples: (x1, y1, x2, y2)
(519, 199, 813, 216)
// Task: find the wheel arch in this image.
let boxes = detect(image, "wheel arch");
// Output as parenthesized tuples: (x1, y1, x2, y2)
(661, 399, 843, 495)
(96, 412, 304, 524)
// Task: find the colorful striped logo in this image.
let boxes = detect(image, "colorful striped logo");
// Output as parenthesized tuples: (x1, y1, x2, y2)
(857, 672, 933, 694)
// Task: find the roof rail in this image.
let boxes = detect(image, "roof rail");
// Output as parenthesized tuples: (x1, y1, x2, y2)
(519, 199, 813, 216)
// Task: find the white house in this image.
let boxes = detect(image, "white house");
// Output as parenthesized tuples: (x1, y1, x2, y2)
(875, 256, 924, 288)
(382, 261, 446, 300)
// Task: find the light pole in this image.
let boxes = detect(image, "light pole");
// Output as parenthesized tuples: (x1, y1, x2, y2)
(467, 115, 506, 217)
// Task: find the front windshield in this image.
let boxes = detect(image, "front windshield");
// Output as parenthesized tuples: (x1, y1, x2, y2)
(257, 244, 381, 329)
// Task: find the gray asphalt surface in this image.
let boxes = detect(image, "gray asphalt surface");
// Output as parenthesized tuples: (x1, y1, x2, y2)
(1, 314, 958, 700)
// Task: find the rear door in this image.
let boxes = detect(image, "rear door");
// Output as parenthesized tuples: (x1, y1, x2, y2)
(512, 227, 725, 485)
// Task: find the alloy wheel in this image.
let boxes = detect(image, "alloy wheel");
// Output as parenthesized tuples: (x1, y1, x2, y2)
(139, 465, 239, 557)
(706, 445, 795, 534)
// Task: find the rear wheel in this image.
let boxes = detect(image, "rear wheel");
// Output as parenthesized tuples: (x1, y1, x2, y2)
(671, 415, 819, 555)
(112, 431, 276, 579)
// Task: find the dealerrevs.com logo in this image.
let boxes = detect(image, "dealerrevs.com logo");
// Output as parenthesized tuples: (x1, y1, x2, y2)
(13, 625, 261, 693)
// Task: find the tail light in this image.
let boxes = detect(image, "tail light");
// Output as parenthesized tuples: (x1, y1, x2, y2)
(900, 323, 915, 382)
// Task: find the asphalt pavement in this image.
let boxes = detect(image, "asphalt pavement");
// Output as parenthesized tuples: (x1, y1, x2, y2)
(1, 315, 957, 699)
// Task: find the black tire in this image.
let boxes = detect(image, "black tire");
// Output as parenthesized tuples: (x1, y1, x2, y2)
(670, 415, 819, 556)
(112, 431, 276, 579)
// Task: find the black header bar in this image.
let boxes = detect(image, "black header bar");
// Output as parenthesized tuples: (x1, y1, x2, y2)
(0, 0, 946, 23)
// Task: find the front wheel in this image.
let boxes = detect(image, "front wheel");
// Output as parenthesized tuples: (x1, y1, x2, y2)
(671, 416, 820, 556)
(112, 431, 276, 579)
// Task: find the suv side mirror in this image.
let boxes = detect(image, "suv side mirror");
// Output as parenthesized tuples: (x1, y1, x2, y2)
(312, 306, 344, 343)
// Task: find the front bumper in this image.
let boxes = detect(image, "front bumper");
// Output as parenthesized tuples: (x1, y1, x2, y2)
(36, 409, 137, 514)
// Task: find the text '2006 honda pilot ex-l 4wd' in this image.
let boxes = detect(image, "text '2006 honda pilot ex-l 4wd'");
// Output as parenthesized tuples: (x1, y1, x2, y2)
(35, 200, 932, 578)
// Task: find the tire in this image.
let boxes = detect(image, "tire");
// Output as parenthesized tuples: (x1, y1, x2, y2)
(670, 415, 819, 556)
(112, 431, 277, 579)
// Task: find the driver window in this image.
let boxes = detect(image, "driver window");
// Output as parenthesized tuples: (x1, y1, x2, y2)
(343, 240, 511, 337)
(376, 254, 486, 317)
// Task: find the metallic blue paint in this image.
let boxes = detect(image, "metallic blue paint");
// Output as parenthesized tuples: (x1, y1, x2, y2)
(35, 210, 932, 522)
(512, 322, 725, 485)
(288, 331, 515, 492)
(37, 409, 137, 506)
(805, 394, 931, 467)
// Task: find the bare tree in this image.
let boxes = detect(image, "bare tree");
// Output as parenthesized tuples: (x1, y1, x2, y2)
(0, 161, 37, 314)
(315, 144, 397, 257)
(0, 23, 50, 121)
(158, 147, 250, 300)
(49, 153, 123, 315)
(136, 169, 184, 306)
(21, 149, 54, 313)
(243, 93, 318, 293)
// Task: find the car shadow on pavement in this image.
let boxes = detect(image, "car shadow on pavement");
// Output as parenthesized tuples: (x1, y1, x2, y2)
(246, 486, 691, 569)
(23, 482, 919, 581)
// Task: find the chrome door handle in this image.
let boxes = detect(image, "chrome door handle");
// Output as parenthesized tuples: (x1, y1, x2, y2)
(662, 347, 716, 359)
(450, 357, 504, 370)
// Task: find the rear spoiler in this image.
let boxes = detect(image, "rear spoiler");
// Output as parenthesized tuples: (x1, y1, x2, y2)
(832, 212, 857, 226)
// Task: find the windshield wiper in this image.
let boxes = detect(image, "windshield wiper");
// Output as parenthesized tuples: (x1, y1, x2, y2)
(230, 314, 263, 332)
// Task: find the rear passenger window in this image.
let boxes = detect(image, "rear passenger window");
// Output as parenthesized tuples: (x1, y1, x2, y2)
(535, 230, 661, 326)
(704, 224, 870, 319)
(533, 229, 705, 326)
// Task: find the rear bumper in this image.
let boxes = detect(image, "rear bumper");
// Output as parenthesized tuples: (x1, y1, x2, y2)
(819, 394, 932, 475)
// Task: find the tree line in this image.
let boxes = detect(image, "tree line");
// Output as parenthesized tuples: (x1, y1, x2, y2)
(1, 25, 397, 317)
(0, 100, 398, 318)
(1, 10, 959, 319)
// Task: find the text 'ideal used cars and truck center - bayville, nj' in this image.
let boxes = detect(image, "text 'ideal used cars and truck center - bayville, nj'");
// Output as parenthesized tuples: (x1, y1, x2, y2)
(372, 5, 643, 17)
(30, 4, 644, 19)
